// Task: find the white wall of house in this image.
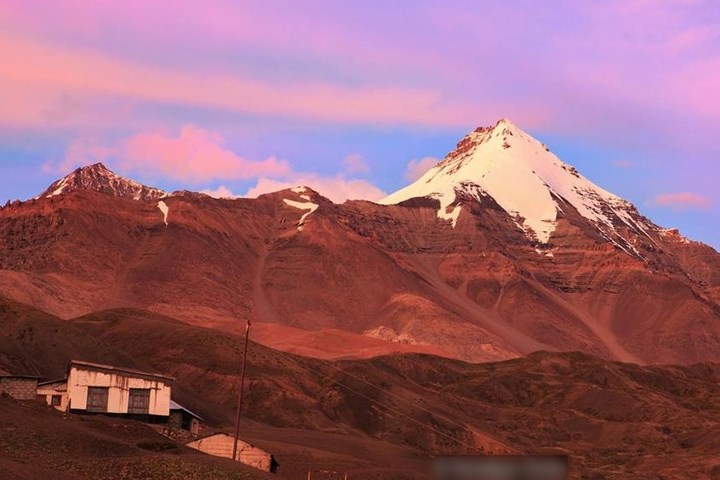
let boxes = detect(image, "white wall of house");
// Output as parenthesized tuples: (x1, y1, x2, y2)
(67, 366, 171, 416)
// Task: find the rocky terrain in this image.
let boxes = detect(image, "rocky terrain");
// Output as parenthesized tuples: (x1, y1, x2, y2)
(2, 296, 720, 479)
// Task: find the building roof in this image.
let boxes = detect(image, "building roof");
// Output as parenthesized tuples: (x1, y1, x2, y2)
(69, 360, 174, 383)
(169, 399, 204, 421)
(38, 378, 68, 387)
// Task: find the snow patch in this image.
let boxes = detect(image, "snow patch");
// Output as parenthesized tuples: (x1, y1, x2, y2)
(40, 163, 167, 201)
(157, 201, 169, 226)
(48, 176, 70, 197)
(438, 204, 462, 228)
(283, 198, 319, 231)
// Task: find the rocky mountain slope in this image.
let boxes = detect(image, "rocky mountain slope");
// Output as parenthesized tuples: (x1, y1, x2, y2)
(2, 119, 720, 364)
(39, 162, 167, 201)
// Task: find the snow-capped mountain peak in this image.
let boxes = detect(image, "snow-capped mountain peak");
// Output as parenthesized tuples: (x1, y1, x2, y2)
(40, 163, 167, 201)
(381, 119, 655, 250)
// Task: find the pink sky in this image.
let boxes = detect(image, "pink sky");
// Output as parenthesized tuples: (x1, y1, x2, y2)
(6, 0, 718, 133)
(1, 0, 719, 245)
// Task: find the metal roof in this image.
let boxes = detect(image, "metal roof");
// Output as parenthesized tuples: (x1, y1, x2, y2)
(38, 378, 68, 387)
(169, 399, 204, 421)
(69, 360, 175, 382)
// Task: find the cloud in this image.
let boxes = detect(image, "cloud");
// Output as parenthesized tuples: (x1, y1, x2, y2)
(53, 125, 290, 183)
(200, 185, 238, 199)
(404, 157, 439, 181)
(51, 124, 386, 202)
(0, 32, 481, 130)
(650, 192, 711, 210)
(119, 125, 289, 182)
(55, 125, 387, 202)
(238, 151, 384, 202)
(612, 159, 634, 169)
(2, 0, 720, 141)
(343, 153, 370, 174)
(245, 175, 385, 203)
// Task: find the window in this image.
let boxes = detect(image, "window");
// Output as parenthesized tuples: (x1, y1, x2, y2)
(51, 395, 62, 406)
(86, 387, 109, 412)
(128, 388, 151, 414)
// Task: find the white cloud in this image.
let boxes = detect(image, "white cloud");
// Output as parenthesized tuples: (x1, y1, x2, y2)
(404, 156, 438, 181)
(245, 175, 386, 203)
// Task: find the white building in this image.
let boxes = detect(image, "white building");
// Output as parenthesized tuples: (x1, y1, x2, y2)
(39, 360, 173, 419)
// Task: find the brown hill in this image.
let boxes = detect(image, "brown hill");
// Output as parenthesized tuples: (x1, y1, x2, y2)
(3, 299, 720, 478)
(0, 397, 273, 480)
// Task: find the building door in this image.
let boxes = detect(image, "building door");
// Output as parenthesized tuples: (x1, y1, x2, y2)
(86, 387, 109, 412)
(128, 388, 151, 414)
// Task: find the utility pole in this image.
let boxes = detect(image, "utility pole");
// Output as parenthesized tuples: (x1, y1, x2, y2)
(232, 319, 252, 461)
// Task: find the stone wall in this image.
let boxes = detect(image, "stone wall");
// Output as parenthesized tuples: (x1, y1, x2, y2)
(0, 377, 38, 400)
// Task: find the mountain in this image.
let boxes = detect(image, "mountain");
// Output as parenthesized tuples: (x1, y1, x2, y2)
(39, 163, 167, 201)
(380, 119, 652, 254)
(2, 120, 720, 365)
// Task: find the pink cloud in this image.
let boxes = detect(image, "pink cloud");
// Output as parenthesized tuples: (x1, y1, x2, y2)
(343, 153, 370, 174)
(55, 125, 290, 183)
(651, 192, 711, 210)
(404, 157, 439, 181)
(612, 159, 634, 169)
(3, 0, 720, 190)
(200, 185, 237, 199)
(0, 32, 483, 129)
(53, 124, 386, 202)
(119, 126, 289, 182)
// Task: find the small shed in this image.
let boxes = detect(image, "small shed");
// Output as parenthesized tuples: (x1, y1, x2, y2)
(37, 379, 69, 411)
(0, 369, 40, 400)
(186, 432, 278, 473)
(169, 399, 202, 436)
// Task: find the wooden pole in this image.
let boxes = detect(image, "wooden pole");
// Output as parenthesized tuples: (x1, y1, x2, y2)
(232, 319, 252, 461)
